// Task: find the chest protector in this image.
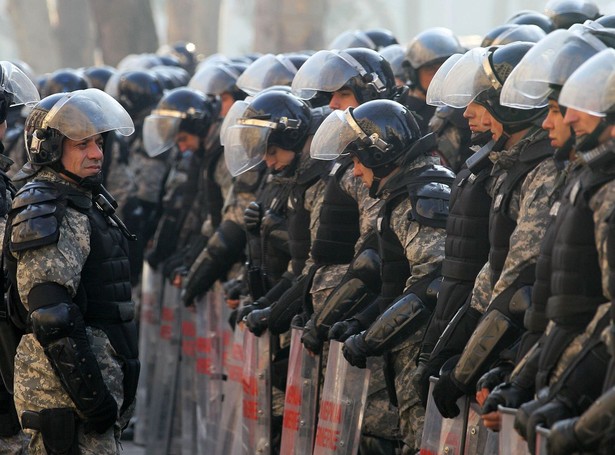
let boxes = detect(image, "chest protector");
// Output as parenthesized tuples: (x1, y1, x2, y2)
(489, 136, 552, 286)
(379, 164, 454, 300)
(442, 166, 492, 283)
(310, 157, 360, 266)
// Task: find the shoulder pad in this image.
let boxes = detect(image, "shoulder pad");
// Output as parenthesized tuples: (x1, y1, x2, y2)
(408, 181, 451, 229)
(412, 164, 456, 185)
(519, 131, 552, 164)
(10, 181, 68, 252)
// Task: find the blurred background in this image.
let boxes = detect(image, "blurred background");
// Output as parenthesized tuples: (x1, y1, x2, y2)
(0, 0, 615, 75)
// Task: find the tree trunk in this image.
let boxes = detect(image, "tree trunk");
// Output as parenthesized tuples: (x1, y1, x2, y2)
(55, 0, 97, 68)
(89, 0, 159, 67)
(253, 0, 327, 53)
(166, 0, 221, 57)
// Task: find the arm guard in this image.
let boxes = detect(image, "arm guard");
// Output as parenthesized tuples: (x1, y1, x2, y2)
(565, 386, 615, 452)
(362, 292, 429, 356)
(29, 283, 117, 419)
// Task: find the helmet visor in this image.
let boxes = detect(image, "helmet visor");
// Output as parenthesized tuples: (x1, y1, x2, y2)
(44, 88, 135, 140)
(426, 53, 463, 106)
(328, 30, 375, 50)
(559, 48, 615, 117)
(220, 99, 250, 146)
(189, 64, 239, 96)
(310, 109, 360, 160)
(224, 124, 270, 176)
(143, 115, 180, 157)
(236, 54, 297, 96)
(500, 29, 605, 108)
(0, 61, 40, 105)
(440, 47, 494, 108)
(291, 50, 365, 100)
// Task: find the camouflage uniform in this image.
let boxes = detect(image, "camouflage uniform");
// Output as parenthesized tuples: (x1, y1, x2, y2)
(10, 170, 134, 455)
(103, 136, 136, 215)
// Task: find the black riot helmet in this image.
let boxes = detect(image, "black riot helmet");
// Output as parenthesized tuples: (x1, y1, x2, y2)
(507, 10, 555, 33)
(403, 27, 465, 92)
(236, 52, 309, 96)
(328, 28, 399, 51)
(481, 24, 517, 47)
(475, 42, 546, 132)
(491, 24, 547, 46)
(143, 87, 218, 157)
(189, 61, 249, 100)
(311, 99, 422, 177)
(595, 14, 615, 28)
(223, 89, 311, 176)
(106, 70, 165, 119)
(292, 47, 396, 104)
(544, 0, 600, 29)
(158, 41, 199, 75)
(83, 66, 117, 91)
(380, 44, 407, 83)
(24, 89, 134, 170)
(40, 69, 88, 97)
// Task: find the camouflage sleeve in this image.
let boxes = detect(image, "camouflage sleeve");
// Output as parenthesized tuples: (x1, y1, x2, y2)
(489, 157, 557, 305)
(298, 178, 327, 275)
(469, 261, 494, 313)
(214, 154, 234, 203)
(14, 208, 91, 310)
(392, 199, 446, 291)
(132, 153, 169, 203)
(591, 179, 615, 301)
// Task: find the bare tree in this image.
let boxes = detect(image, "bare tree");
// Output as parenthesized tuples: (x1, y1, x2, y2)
(89, 0, 159, 67)
(166, 0, 221, 57)
(55, 0, 97, 69)
(252, 0, 328, 53)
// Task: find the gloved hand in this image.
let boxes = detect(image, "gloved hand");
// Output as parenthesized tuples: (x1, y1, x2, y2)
(245, 307, 272, 337)
(301, 318, 324, 355)
(432, 371, 466, 418)
(223, 279, 246, 301)
(290, 312, 310, 329)
(525, 399, 575, 455)
(83, 392, 118, 434)
(328, 318, 363, 342)
(342, 332, 369, 368)
(145, 248, 163, 270)
(481, 382, 533, 414)
(412, 351, 437, 408)
(162, 252, 186, 281)
(547, 417, 581, 455)
(514, 398, 544, 441)
(476, 364, 514, 393)
(237, 303, 257, 322)
(244, 201, 262, 232)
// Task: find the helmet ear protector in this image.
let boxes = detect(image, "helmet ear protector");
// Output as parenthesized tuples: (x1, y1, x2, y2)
(339, 51, 387, 94)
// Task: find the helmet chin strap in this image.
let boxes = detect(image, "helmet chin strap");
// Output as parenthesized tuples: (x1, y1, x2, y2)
(58, 165, 103, 189)
(575, 120, 608, 152)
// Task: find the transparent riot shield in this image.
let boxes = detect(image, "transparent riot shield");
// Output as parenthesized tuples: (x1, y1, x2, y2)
(280, 326, 321, 454)
(534, 426, 549, 455)
(195, 287, 226, 452)
(216, 322, 245, 455)
(134, 262, 163, 445)
(242, 328, 272, 455)
(312, 340, 371, 455)
(180, 304, 198, 455)
(419, 376, 469, 455)
(464, 399, 498, 455)
(145, 281, 183, 455)
(499, 406, 530, 455)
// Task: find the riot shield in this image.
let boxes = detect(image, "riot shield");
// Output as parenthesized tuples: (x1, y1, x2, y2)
(195, 287, 226, 452)
(312, 340, 371, 455)
(216, 322, 245, 455)
(498, 406, 530, 455)
(180, 304, 198, 455)
(242, 328, 272, 455)
(133, 262, 163, 445)
(534, 426, 549, 455)
(145, 280, 183, 455)
(280, 326, 321, 454)
(464, 400, 498, 455)
(419, 376, 469, 455)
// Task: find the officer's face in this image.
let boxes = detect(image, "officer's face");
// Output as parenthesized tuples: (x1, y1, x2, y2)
(352, 156, 374, 188)
(265, 145, 295, 171)
(329, 88, 359, 110)
(480, 109, 504, 141)
(61, 134, 103, 181)
(0, 120, 6, 141)
(220, 92, 235, 118)
(463, 102, 488, 134)
(542, 100, 570, 149)
(176, 131, 200, 153)
(563, 107, 602, 140)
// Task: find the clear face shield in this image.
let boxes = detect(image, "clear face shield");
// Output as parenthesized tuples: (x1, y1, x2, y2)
(143, 113, 182, 157)
(219, 99, 251, 146)
(223, 118, 275, 177)
(188, 64, 241, 96)
(0, 61, 40, 106)
(425, 53, 463, 107)
(438, 47, 495, 108)
(500, 28, 606, 109)
(559, 48, 615, 117)
(236, 54, 298, 96)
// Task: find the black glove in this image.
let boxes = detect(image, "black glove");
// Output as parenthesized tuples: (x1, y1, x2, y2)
(223, 279, 246, 301)
(290, 312, 310, 329)
(301, 318, 323, 355)
(476, 364, 514, 394)
(514, 398, 544, 441)
(547, 417, 581, 455)
(162, 253, 187, 281)
(413, 351, 436, 408)
(328, 318, 363, 342)
(83, 392, 118, 434)
(342, 332, 369, 369)
(244, 201, 262, 232)
(525, 399, 575, 455)
(245, 307, 272, 337)
(237, 303, 257, 322)
(432, 371, 466, 418)
(145, 248, 163, 270)
(481, 381, 533, 414)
